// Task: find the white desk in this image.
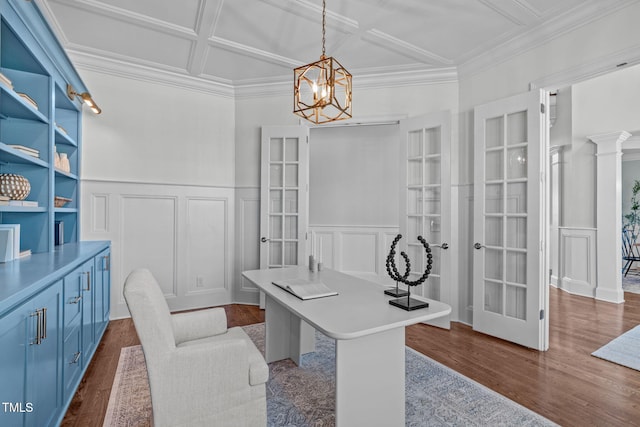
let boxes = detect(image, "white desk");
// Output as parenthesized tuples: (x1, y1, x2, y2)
(242, 267, 451, 427)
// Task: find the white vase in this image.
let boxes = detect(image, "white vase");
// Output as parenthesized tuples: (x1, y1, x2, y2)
(59, 153, 70, 173)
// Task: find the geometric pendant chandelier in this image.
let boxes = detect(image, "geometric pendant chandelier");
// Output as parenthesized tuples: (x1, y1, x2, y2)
(293, 0, 352, 124)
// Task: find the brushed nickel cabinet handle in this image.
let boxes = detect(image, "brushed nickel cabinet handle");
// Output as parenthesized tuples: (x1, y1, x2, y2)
(31, 310, 41, 345)
(70, 352, 81, 364)
(41, 307, 47, 341)
(83, 271, 91, 291)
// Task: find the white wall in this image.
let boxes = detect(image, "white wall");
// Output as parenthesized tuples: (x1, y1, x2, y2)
(81, 71, 235, 186)
(235, 83, 459, 187)
(309, 124, 400, 226)
(79, 69, 237, 318)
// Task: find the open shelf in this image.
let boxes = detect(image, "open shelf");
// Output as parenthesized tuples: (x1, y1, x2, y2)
(0, 8, 86, 253)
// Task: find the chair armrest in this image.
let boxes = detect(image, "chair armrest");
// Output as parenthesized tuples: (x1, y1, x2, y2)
(171, 307, 227, 345)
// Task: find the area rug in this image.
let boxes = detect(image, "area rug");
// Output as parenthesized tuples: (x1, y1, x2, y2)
(104, 324, 556, 426)
(622, 273, 640, 294)
(592, 324, 640, 371)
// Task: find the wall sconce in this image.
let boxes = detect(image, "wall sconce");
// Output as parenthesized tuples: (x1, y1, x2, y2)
(67, 84, 102, 114)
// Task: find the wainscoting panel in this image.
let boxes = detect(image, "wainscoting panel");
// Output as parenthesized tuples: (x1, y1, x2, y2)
(91, 193, 109, 233)
(340, 232, 378, 274)
(185, 198, 228, 295)
(558, 227, 597, 297)
(310, 225, 400, 285)
(121, 195, 178, 298)
(82, 180, 235, 319)
(234, 188, 261, 304)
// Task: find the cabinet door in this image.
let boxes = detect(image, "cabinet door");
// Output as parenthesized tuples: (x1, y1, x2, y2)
(0, 282, 62, 427)
(94, 248, 111, 337)
(0, 304, 30, 426)
(27, 282, 62, 427)
(80, 259, 95, 360)
(64, 259, 94, 361)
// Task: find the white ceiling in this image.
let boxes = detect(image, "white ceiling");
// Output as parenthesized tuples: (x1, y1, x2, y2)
(35, 0, 632, 90)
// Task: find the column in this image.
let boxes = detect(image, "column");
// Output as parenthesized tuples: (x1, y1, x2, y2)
(589, 131, 631, 303)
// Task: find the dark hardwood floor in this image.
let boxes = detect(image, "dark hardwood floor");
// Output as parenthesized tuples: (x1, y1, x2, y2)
(62, 288, 640, 427)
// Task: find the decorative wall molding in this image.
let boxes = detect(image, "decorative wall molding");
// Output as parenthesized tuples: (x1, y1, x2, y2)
(529, 43, 640, 90)
(234, 67, 459, 99)
(234, 188, 261, 305)
(310, 225, 400, 285)
(82, 178, 237, 190)
(81, 179, 235, 319)
(70, 50, 235, 98)
(557, 227, 597, 298)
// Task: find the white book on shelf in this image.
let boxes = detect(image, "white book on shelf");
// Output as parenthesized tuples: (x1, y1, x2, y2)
(8, 200, 38, 207)
(0, 224, 20, 260)
(272, 278, 338, 300)
(0, 228, 14, 262)
(8, 145, 40, 156)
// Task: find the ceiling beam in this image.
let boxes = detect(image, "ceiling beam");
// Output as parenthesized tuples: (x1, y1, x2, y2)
(209, 36, 301, 68)
(188, 0, 225, 76)
(362, 29, 454, 67)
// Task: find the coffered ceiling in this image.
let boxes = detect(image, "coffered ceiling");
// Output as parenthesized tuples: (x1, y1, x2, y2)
(35, 0, 634, 91)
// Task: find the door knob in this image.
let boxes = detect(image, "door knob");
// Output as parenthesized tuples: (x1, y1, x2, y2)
(473, 242, 485, 250)
(260, 237, 269, 243)
(432, 243, 449, 250)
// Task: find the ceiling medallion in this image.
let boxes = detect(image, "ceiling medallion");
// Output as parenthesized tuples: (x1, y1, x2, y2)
(293, 0, 352, 124)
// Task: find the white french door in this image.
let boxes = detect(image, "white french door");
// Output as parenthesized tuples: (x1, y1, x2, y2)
(260, 126, 309, 272)
(399, 112, 452, 328)
(473, 90, 549, 351)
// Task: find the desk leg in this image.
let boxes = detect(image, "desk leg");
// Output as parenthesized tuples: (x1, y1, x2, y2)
(335, 327, 405, 427)
(265, 295, 315, 365)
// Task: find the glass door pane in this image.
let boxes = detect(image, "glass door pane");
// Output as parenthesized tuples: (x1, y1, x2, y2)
(406, 125, 442, 299)
(400, 112, 451, 329)
(269, 137, 301, 267)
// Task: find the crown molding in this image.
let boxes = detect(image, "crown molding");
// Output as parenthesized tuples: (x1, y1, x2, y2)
(68, 50, 235, 98)
(234, 66, 458, 99)
(69, 48, 457, 100)
(457, 0, 639, 79)
(622, 135, 640, 152)
(529, 44, 640, 90)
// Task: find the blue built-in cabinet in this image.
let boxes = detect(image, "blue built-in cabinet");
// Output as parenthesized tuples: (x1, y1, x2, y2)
(0, 241, 111, 427)
(0, 1, 110, 426)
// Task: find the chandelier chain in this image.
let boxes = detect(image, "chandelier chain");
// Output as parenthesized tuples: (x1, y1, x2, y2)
(321, 0, 326, 57)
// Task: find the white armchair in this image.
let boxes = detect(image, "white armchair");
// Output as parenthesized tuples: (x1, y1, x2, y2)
(123, 268, 268, 427)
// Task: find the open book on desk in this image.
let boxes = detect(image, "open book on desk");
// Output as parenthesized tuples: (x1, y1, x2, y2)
(272, 278, 338, 300)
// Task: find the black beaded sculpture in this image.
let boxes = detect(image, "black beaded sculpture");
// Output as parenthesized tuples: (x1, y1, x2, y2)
(385, 234, 432, 311)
